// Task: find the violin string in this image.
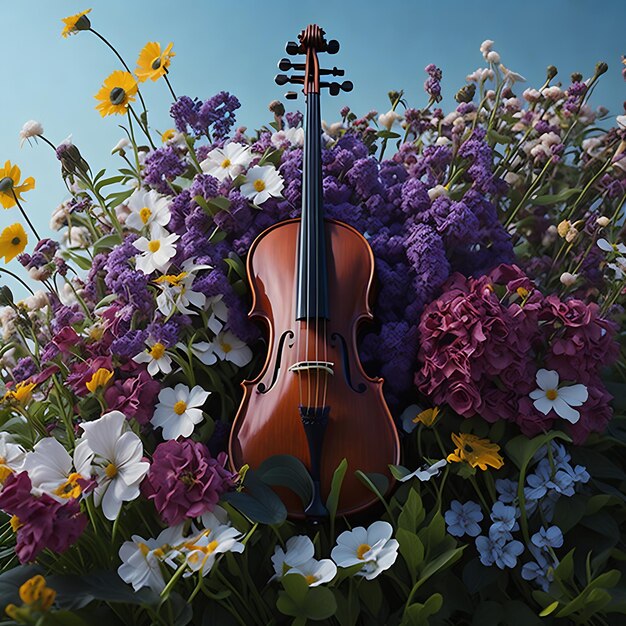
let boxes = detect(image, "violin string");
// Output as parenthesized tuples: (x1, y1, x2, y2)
(314, 92, 320, 413)
(305, 89, 311, 412)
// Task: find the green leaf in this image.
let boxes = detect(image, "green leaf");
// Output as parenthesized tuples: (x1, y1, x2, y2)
(355, 471, 389, 500)
(554, 548, 575, 581)
(538, 601, 559, 617)
(357, 579, 383, 617)
(63, 250, 93, 271)
(223, 254, 246, 280)
(278, 574, 338, 620)
(40, 612, 92, 626)
(487, 129, 512, 145)
(416, 547, 464, 588)
(397, 528, 424, 580)
(326, 458, 348, 522)
(92, 233, 122, 253)
(530, 188, 581, 205)
(377, 130, 401, 139)
(282, 572, 309, 604)
(398, 488, 425, 533)
(505, 431, 570, 472)
(257, 454, 314, 508)
(95, 174, 125, 193)
(401, 593, 443, 626)
(222, 470, 287, 524)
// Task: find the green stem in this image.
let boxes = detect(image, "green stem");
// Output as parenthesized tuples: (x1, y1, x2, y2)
(0, 268, 34, 295)
(12, 192, 41, 241)
(163, 71, 178, 101)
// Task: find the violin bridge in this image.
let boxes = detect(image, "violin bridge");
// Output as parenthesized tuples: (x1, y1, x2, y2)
(288, 360, 334, 376)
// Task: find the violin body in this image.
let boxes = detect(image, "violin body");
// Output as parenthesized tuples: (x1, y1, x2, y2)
(229, 218, 400, 517)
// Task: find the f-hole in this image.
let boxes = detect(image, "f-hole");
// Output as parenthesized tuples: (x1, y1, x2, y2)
(257, 330, 295, 394)
(330, 332, 366, 393)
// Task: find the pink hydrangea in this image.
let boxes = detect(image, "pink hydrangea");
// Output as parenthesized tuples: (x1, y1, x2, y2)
(415, 264, 618, 443)
(0, 472, 88, 563)
(142, 439, 236, 525)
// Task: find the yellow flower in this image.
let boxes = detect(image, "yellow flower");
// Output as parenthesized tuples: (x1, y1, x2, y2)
(161, 128, 177, 143)
(412, 406, 440, 427)
(0, 223, 28, 263)
(0, 162, 35, 209)
(86, 367, 113, 393)
(61, 8, 92, 38)
(3, 381, 36, 405)
(135, 42, 175, 82)
(94, 71, 138, 117)
(154, 271, 188, 287)
(6, 575, 56, 619)
(447, 433, 504, 471)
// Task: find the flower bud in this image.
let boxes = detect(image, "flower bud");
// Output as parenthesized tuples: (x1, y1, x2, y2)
(388, 90, 403, 105)
(560, 272, 578, 286)
(571, 72, 583, 83)
(546, 65, 558, 80)
(595, 62, 609, 77)
(268, 100, 285, 117)
(455, 84, 476, 103)
(596, 216, 611, 227)
(0, 286, 14, 307)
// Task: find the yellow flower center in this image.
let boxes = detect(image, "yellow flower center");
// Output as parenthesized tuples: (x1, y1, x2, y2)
(221, 158, 231, 169)
(138, 542, 150, 557)
(153, 547, 165, 558)
(546, 389, 558, 401)
(206, 540, 219, 554)
(150, 342, 166, 359)
(148, 240, 161, 253)
(516, 287, 529, 298)
(254, 179, 266, 192)
(154, 271, 187, 286)
(305, 574, 318, 585)
(0, 460, 11, 484)
(140, 207, 152, 224)
(53, 473, 84, 499)
(104, 462, 118, 479)
(356, 544, 371, 560)
(221, 342, 232, 353)
(174, 400, 187, 415)
(18, 575, 56, 610)
(10, 515, 22, 532)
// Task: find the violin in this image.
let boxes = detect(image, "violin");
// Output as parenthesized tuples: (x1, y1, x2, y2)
(229, 24, 400, 518)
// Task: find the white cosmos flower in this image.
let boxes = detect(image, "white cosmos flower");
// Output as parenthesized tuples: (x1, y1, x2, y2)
(118, 525, 185, 593)
(608, 257, 626, 279)
(211, 330, 253, 366)
(111, 137, 130, 154)
(22, 437, 92, 501)
(182, 520, 245, 577)
(240, 165, 284, 205)
(399, 458, 447, 483)
(151, 383, 211, 440)
(200, 142, 253, 181)
(597, 238, 626, 255)
(19, 120, 44, 148)
(289, 557, 337, 587)
(529, 369, 588, 424)
(78, 410, 150, 520)
(272, 535, 315, 579)
(133, 232, 179, 275)
(205, 295, 228, 334)
(133, 339, 173, 376)
(0, 433, 26, 483)
(331, 521, 399, 580)
(126, 188, 172, 237)
(271, 127, 305, 149)
(153, 258, 212, 317)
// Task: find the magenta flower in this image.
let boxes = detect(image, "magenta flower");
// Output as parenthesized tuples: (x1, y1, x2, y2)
(104, 367, 161, 425)
(0, 472, 88, 563)
(142, 439, 236, 525)
(66, 355, 113, 397)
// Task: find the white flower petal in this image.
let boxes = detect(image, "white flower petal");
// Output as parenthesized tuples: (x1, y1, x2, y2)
(558, 384, 588, 406)
(532, 396, 554, 415)
(552, 397, 580, 423)
(536, 369, 559, 391)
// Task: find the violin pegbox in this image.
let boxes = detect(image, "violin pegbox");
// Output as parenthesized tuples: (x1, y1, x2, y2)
(275, 24, 352, 98)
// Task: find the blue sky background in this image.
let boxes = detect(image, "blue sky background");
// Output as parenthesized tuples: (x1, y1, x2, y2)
(1, 0, 625, 297)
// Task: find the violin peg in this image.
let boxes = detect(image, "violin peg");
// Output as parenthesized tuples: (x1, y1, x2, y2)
(329, 82, 340, 96)
(326, 39, 340, 54)
(341, 80, 353, 93)
(278, 58, 292, 71)
(286, 41, 301, 55)
(275, 74, 289, 86)
(285, 91, 298, 100)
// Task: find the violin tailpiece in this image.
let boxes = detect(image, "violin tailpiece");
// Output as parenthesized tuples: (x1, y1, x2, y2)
(299, 405, 330, 520)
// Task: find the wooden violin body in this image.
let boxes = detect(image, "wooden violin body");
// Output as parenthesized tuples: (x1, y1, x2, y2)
(229, 218, 400, 516)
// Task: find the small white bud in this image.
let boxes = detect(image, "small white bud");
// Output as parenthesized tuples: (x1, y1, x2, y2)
(596, 216, 610, 227)
(486, 51, 501, 64)
(428, 185, 448, 201)
(560, 272, 578, 286)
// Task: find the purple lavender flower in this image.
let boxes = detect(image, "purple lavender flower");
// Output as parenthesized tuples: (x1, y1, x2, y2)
(143, 146, 186, 195)
(424, 64, 443, 102)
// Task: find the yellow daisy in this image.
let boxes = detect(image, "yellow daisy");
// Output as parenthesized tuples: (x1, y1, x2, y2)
(85, 367, 114, 393)
(0, 223, 28, 263)
(447, 432, 504, 471)
(0, 162, 35, 209)
(161, 128, 177, 143)
(135, 42, 175, 82)
(3, 380, 36, 405)
(94, 71, 139, 117)
(412, 406, 440, 428)
(61, 8, 92, 38)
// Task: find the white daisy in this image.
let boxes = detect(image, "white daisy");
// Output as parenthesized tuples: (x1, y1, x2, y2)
(153, 259, 213, 317)
(289, 557, 337, 587)
(78, 410, 150, 520)
(529, 369, 588, 424)
(271, 535, 315, 579)
(205, 295, 229, 334)
(151, 383, 211, 440)
(608, 257, 626, 279)
(211, 330, 253, 367)
(118, 525, 185, 593)
(126, 188, 172, 237)
(133, 232, 179, 275)
(240, 165, 284, 205)
(22, 437, 92, 501)
(133, 339, 173, 376)
(188, 340, 218, 366)
(398, 458, 447, 483)
(331, 521, 399, 580)
(0, 433, 26, 483)
(597, 238, 626, 255)
(271, 127, 305, 149)
(200, 142, 253, 181)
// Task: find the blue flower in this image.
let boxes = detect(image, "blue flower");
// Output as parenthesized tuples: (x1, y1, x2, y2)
(476, 534, 524, 569)
(521, 548, 556, 592)
(531, 526, 564, 550)
(489, 501, 518, 538)
(495, 478, 517, 504)
(445, 500, 483, 537)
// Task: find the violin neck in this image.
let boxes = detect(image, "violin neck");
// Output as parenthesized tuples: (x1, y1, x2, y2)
(296, 91, 329, 321)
